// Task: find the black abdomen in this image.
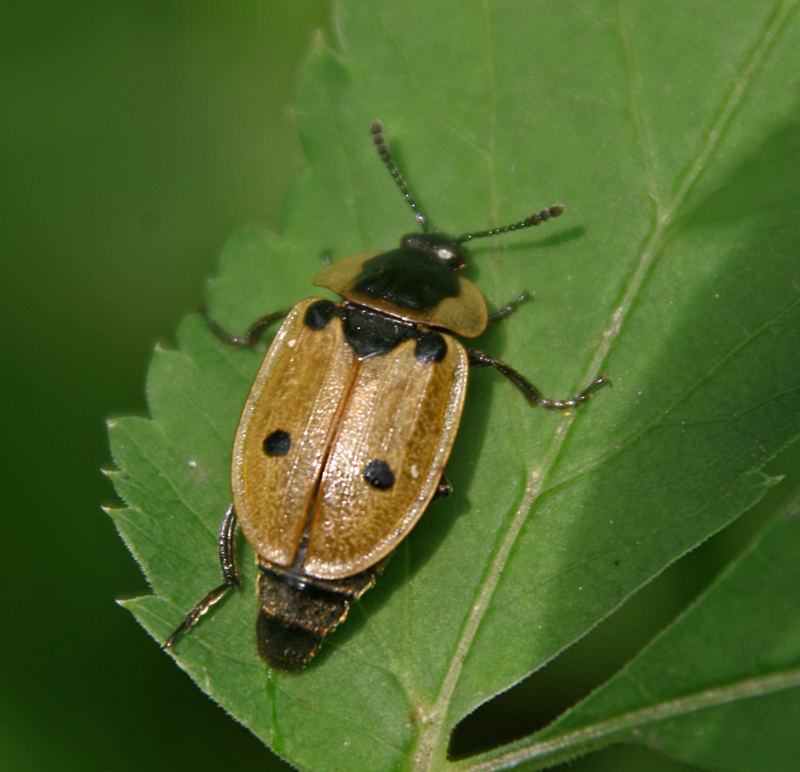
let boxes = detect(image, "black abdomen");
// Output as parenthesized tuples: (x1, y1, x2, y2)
(256, 562, 377, 670)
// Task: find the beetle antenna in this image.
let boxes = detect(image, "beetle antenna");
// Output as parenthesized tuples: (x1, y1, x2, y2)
(370, 120, 428, 232)
(455, 205, 565, 244)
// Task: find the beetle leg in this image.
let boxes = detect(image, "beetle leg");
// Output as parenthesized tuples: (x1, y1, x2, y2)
(433, 473, 453, 500)
(216, 502, 239, 584)
(487, 292, 531, 324)
(201, 308, 288, 347)
(467, 349, 610, 409)
(164, 503, 240, 650)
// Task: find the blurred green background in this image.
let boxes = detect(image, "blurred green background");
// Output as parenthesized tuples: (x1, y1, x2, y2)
(1, 3, 326, 770)
(4, 3, 789, 771)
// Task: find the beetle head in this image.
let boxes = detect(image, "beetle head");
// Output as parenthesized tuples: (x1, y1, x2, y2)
(400, 232, 466, 271)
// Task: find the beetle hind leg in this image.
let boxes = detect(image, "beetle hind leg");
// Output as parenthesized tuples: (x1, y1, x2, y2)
(164, 503, 240, 650)
(468, 349, 609, 409)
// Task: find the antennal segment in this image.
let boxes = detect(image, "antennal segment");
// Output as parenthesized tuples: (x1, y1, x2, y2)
(370, 120, 428, 232)
(455, 205, 565, 244)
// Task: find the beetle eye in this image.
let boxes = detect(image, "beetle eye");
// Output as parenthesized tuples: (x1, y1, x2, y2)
(436, 247, 455, 261)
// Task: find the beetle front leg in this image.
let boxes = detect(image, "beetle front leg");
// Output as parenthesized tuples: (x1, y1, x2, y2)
(487, 292, 531, 324)
(467, 349, 609, 409)
(164, 503, 240, 650)
(202, 308, 288, 348)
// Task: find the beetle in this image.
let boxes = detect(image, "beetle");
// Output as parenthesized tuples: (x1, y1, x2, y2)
(164, 120, 608, 670)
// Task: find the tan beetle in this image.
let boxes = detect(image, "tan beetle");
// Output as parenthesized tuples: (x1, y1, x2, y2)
(165, 121, 607, 669)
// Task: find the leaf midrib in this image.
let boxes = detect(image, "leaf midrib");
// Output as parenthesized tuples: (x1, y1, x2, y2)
(408, 1, 798, 767)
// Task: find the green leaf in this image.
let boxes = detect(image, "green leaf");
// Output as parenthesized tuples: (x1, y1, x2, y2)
(457, 485, 800, 772)
(107, 1, 800, 770)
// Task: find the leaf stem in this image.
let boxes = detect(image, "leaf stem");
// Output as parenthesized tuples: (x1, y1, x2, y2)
(452, 667, 800, 772)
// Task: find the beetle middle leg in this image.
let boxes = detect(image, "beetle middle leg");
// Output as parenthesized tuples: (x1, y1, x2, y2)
(164, 503, 240, 650)
(433, 473, 453, 500)
(467, 349, 609, 409)
(202, 308, 288, 348)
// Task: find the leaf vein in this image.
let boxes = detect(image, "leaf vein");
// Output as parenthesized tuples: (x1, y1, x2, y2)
(410, 2, 798, 765)
(455, 666, 800, 771)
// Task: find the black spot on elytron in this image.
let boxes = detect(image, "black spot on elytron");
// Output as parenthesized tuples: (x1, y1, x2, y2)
(363, 459, 394, 490)
(263, 430, 291, 456)
(304, 300, 336, 330)
(415, 332, 447, 363)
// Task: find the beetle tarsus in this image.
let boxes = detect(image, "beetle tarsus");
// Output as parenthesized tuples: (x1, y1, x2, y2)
(487, 292, 532, 324)
(530, 374, 610, 408)
(201, 307, 288, 348)
(164, 504, 240, 651)
(467, 349, 609, 409)
(164, 580, 237, 650)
